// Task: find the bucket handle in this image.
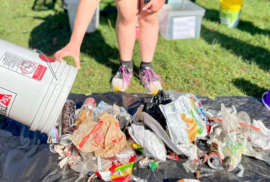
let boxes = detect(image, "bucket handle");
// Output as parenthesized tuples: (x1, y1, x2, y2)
(33, 49, 58, 81)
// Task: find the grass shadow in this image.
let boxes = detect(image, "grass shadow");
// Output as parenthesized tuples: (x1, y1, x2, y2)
(232, 78, 268, 97)
(32, 0, 57, 11)
(204, 8, 220, 23)
(201, 24, 270, 72)
(204, 8, 270, 36)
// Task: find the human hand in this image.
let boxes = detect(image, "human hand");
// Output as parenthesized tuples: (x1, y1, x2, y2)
(142, 0, 166, 13)
(54, 43, 81, 70)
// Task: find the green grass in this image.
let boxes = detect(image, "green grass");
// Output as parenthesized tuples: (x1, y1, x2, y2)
(0, 0, 270, 97)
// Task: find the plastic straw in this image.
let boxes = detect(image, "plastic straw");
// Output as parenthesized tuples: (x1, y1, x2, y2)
(208, 117, 222, 122)
(239, 122, 260, 131)
(208, 118, 260, 131)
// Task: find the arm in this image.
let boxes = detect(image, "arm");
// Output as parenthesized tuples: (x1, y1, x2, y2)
(54, 0, 101, 69)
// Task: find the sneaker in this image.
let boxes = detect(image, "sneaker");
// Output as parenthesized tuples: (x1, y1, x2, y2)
(111, 66, 133, 92)
(139, 67, 163, 94)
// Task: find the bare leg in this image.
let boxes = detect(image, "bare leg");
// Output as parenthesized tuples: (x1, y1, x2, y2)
(138, 0, 163, 94)
(114, 0, 139, 61)
(138, 0, 159, 63)
(112, 0, 138, 91)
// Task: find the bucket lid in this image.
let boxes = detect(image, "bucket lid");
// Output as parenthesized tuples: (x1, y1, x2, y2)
(220, 0, 243, 11)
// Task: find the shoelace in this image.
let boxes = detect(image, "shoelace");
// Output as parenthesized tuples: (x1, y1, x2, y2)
(120, 66, 131, 89)
(142, 69, 163, 89)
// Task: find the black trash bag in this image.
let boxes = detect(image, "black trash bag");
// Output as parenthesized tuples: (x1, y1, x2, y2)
(142, 90, 172, 129)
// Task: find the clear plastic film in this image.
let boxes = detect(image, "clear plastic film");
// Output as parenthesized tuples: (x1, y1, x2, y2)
(116, 147, 135, 165)
(182, 159, 198, 173)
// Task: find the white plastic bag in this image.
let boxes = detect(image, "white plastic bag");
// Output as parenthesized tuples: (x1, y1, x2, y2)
(128, 124, 167, 161)
(249, 119, 270, 150)
(176, 143, 198, 160)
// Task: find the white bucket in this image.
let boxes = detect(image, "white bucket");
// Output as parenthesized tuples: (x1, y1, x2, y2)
(0, 39, 78, 134)
(65, 0, 99, 33)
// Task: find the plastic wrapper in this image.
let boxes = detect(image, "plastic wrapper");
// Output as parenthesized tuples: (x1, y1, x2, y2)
(97, 156, 113, 171)
(187, 94, 208, 122)
(96, 153, 136, 182)
(131, 174, 147, 182)
(243, 142, 270, 164)
(168, 91, 208, 122)
(182, 159, 198, 173)
(167, 152, 179, 161)
(98, 171, 112, 181)
(142, 90, 172, 129)
(97, 101, 114, 115)
(116, 147, 135, 165)
(181, 113, 198, 142)
(249, 119, 270, 150)
(176, 143, 198, 160)
(223, 132, 247, 171)
(71, 151, 98, 173)
(111, 162, 133, 181)
(71, 112, 127, 158)
(128, 124, 167, 161)
(221, 104, 247, 171)
(139, 157, 151, 167)
(237, 164, 244, 177)
(149, 161, 158, 171)
(159, 95, 207, 144)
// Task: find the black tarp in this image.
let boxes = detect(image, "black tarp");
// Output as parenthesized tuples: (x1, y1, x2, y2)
(0, 92, 270, 182)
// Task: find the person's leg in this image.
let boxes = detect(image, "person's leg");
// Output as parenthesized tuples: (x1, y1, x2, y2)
(138, 0, 159, 63)
(138, 0, 163, 94)
(112, 0, 139, 91)
(115, 0, 138, 61)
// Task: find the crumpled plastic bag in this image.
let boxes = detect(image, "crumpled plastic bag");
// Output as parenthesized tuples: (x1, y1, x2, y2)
(221, 104, 247, 171)
(223, 132, 247, 171)
(71, 112, 127, 158)
(71, 151, 98, 179)
(208, 124, 226, 159)
(176, 143, 199, 160)
(128, 124, 167, 161)
(249, 119, 270, 150)
(243, 141, 270, 164)
(159, 95, 207, 144)
(142, 90, 172, 129)
(207, 105, 248, 171)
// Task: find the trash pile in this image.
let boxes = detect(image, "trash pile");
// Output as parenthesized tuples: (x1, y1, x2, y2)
(47, 91, 270, 181)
